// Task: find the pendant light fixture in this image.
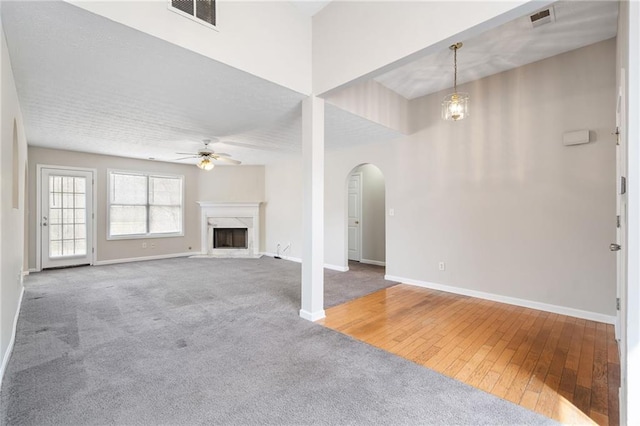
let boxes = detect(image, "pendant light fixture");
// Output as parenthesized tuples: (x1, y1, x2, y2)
(441, 42, 469, 121)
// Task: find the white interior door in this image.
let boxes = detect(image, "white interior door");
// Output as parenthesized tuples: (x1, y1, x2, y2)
(615, 72, 627, 347)
(348, 173, 362, 261)
(40, 167, 94, 269)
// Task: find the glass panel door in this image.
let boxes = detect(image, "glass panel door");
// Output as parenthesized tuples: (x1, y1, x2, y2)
(41, 168, 94, 269)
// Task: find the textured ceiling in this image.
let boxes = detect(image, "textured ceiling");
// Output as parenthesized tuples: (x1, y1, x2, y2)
(2, 0, 395, 166)
(2, 0, 311, 165)
(374, 1, 619, 100)
(1, 0, 619, 166)
(0, 1, 303, 166)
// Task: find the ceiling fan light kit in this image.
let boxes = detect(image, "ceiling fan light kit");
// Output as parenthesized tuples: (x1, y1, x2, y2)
(197, 158, 215, 170)
(442, 42, 469, 121)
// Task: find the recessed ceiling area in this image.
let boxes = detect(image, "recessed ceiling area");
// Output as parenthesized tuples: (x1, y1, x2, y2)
(374, 1, 618, 100)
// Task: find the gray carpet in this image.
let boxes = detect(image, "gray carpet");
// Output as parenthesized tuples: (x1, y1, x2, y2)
(324, 261, 394, 308)
(1, 257, 555, 425)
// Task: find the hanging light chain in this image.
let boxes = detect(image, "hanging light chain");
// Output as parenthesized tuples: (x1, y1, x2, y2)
(449, 42, 463, 94)
(453, 44, 458, 93)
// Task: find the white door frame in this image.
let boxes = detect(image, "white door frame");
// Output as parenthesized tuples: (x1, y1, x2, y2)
(615, 72, 627, 343)
(36, 164, 97, 271)
(347, 171, 363, 262)
(623, 3, 640, 423)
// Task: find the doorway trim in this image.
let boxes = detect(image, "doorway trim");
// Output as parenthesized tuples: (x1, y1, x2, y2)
(344, 163, 386, 271)
(36, 164, 98, 271)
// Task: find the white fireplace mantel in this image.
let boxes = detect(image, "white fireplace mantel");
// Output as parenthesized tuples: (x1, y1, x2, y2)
(196, 202, 262, 258)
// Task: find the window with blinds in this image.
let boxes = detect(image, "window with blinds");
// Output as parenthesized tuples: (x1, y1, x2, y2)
(170, 0, 216, 27)
(108, 170, 184, 239)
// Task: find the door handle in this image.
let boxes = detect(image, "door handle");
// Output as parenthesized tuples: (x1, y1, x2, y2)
(42, 216, 48, 227)
(610, 243, 621, 251)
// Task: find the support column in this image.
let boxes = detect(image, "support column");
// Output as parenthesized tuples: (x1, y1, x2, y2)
(300, 96, 325, 321)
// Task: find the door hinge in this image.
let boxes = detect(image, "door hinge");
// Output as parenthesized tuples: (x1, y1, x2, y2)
(621, 176, 627, 195)
(616, 297, 620, 311)
(92, 247, 95, 253)
(92, 213, 95, 219)
(614, 127, 620, 145)
(617, 215, 621, 228)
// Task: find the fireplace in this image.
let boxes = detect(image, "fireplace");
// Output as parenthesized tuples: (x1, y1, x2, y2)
(214, 228, 248, 249)
(196, 202, 261, 258)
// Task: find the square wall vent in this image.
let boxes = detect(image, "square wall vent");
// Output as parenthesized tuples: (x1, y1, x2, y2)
(530, 7, 555, 28)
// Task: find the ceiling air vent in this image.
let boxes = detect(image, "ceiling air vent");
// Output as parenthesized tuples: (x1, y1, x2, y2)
(529, 7, 555, 28)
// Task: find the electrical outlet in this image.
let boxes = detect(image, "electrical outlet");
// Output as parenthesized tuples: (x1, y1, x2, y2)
(150, 242, 156, 249)
(438, 262, 446, 271)
(142, 242, 147, 249)
(389, 208, 395, 217)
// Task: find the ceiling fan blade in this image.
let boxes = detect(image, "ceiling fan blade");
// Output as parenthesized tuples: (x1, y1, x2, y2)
(213, 155, 241, 165)
(175, 152, 197, 155)
(175, 156, 197, 160)
(214, 153, 231, 157)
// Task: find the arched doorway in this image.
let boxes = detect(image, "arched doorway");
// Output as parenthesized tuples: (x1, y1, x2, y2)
(345, 164, 386, 270)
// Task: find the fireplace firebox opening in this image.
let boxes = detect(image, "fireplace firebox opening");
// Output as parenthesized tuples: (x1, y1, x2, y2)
(213, 228, 248, 249)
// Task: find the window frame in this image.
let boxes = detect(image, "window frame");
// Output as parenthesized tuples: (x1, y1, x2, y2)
(167, 0, 218, 31)
(107, 169, 185, 240)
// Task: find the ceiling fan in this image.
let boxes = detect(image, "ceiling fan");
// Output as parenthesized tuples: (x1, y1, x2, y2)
(176, 139, 241, 170)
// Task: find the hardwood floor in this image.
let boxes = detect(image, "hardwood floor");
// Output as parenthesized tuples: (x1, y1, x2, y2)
(319, 284, 620, 425)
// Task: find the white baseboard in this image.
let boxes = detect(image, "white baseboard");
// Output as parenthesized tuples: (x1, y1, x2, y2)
(299, 309, 326, 321)
(28, 268, 38, 273)
(261, 252, 348, 272)
(261, 251, 302, 263)
(360, 259, 386, 267)
(94, 252, 194, 266)
(324, 264, 348, 272)
(385, 274, 616, 325)
(0, 287, 25, 389)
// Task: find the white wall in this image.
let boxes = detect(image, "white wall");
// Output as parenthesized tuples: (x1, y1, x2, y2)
(312, 0, 552, 94)
(1, 17, 28, 381)
(326, 80, 410, 134)
(265, 40, 617, 319)
(28, 148, 266, 267)
(353, 164, 385, 264)
(198, 165, 264, 202)
(70, 0, 311, 94)
(263, 157, 302, 259)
